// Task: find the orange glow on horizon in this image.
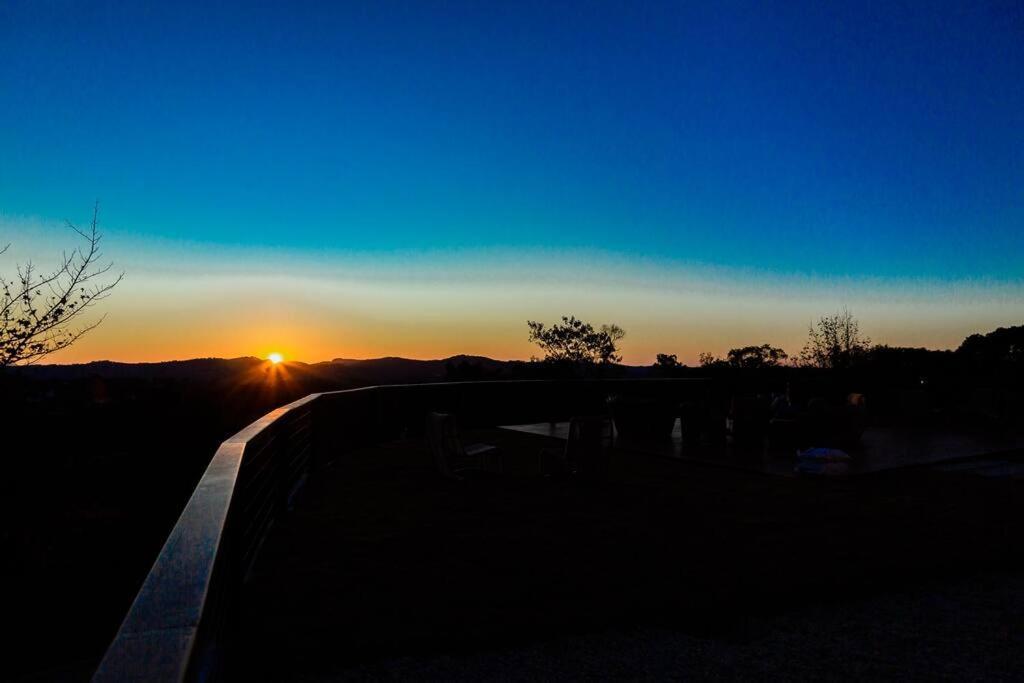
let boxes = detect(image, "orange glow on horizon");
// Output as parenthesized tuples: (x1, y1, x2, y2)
(31, 265, 1018, 368)
(267, 352, 284, 364)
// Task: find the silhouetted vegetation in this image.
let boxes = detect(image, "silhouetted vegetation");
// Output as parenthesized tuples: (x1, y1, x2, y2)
(696, 344, 788, 369)
(655, 353, 679, 367)
(799, 308, 870, 369)
(526, 316, 625, 364)
(698, 351, 721, 368)
(1, 204, 122, 366)
(726, 344, 788, 368)
(957, 325, 1024, 367)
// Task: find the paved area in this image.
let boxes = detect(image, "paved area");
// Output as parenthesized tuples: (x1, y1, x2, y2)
(236, 426, 1022, 680)
(333, 571, 1024, 682)
(503, 420, 1024, 477)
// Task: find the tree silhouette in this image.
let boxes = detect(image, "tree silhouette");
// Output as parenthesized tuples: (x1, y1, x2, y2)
(526, 316, 625, 364)
(726, 344, 788, 368)
(799, 309, 869, 369)
(957, 325, 1024, 367)
(654, 353, 679, 367)
(1, 204, 123, 366)
(698, 351, 723, 368)
(698, 344, 787, 369)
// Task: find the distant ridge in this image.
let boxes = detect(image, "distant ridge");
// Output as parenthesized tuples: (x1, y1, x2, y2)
(319, 354, 510, 384)
(3, 354, 515, 385)
(5, 356, 267, 380)
(330, 354, 500, 365)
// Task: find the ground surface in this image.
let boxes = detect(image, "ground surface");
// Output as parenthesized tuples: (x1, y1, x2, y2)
(237, 427, 1023, 681)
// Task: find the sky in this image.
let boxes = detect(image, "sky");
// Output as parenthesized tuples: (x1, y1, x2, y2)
(1, 1, 1022, 364)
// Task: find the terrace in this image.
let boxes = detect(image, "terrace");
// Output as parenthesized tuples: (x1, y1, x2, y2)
(92, 380, 1024, 681)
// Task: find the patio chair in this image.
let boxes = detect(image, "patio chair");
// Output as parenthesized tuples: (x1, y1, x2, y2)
(539, 415, 614, 479)
(426, 412, 502, 480)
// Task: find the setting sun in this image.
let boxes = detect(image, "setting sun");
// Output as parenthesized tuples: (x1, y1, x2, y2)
(267, 352, 283, 364)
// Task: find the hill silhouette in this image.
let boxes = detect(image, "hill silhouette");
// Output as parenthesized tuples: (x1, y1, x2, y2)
(10, 321, 1024, 390)
(12, 354, 513, 385)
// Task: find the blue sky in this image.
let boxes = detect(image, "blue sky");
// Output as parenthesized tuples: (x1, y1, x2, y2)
(1, 2, 1022, 362)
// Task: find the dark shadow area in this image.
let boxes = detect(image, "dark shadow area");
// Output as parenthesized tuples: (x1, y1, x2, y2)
(236, 427, 1022, 680)
(3, 324, 1024, 679)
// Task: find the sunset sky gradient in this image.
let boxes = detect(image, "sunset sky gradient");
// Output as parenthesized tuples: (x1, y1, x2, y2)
(2, 2, 1021, 364)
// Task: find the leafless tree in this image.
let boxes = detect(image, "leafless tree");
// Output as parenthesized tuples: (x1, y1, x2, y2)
(1, 204, 123, 366)
(799, 308, 870, 369)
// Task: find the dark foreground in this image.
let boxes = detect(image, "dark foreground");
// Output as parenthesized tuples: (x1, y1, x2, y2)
(238, 427, 1023, 680)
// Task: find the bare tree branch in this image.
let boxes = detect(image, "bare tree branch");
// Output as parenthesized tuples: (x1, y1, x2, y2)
(798, 308, 870, 369)
(1, 203, 123, 366)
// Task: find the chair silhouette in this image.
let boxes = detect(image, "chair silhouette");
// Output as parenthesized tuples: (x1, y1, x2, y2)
(539, 415, 614, 478)
(426, 412, 501, 480)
